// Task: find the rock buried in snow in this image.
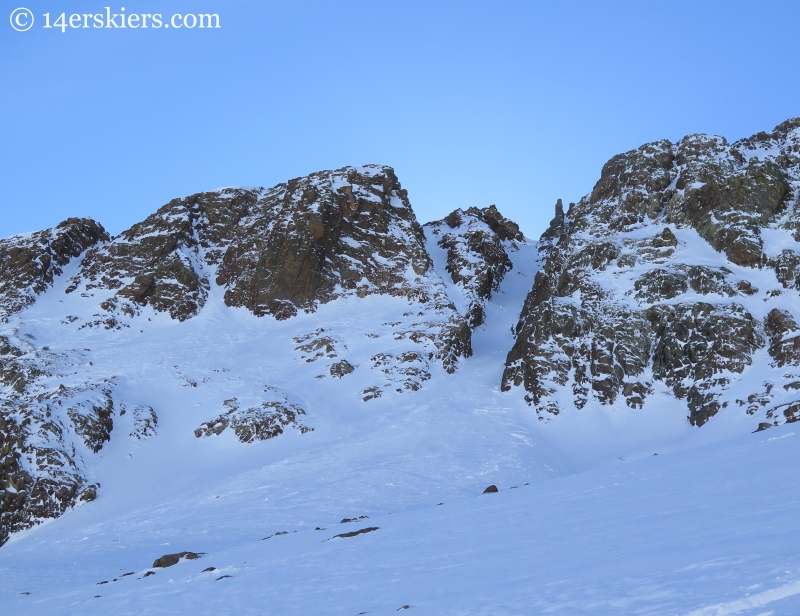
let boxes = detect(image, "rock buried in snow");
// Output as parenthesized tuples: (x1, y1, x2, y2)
(216, 575, 231, 581)
(202, 567, 218, 572)
(483, 485, 498, 494)
(142, 571, 155, 578)
(152, 551, 204, 568)
(329, 526, 379, 540)
(754, 422, 774, 432)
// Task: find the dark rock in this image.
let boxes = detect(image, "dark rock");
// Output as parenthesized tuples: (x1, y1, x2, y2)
(142, 571, 155, 578)
(330, 360, 355, 378)
(482, 485, 499, 494)
(425, 205, 522, 330)
(765, 309, 800, 367)
(330, 526, 379, 539)
(216, 167, 432, 318)
(79, 486, 98, 502)
(0, 218, 109, 322)
(215, 575, 232, 581)
(152, 551, 203, 568)
(754, 422, 774, 432)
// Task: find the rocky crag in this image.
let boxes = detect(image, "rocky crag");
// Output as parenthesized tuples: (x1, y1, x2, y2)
(502, 118, 800, 427)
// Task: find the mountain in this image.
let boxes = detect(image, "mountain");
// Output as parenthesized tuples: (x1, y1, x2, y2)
(0, 165, 520, 547)
(503, 117, 800, 427)
(1, 120, 800, 614)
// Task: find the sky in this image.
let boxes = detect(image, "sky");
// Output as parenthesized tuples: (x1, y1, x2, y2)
(1, 0, 799, 240)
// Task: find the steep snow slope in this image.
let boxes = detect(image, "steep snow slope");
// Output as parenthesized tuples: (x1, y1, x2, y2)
(3, 421, 799, 615)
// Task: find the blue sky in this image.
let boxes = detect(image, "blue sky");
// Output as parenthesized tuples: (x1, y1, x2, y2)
(1, 0, 798, 239)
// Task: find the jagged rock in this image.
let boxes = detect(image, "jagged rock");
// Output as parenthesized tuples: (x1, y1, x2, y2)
(0, 330, 119, 546)
(425, 205, 522, 328)
(370, 351, 431, 393)
(764, 309, 800, 367)
(66, 165, 473, 375)
(128, 405, 158, 439)
(503, 117, 800, 427)
(216, 166, 432, 315)
(0, 218, 109, 323)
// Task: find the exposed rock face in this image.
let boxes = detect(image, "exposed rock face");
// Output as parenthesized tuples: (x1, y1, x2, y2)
(68, 165, 472, 373)
(70, 189, 255, 322)
(0, 221, 124, 547)
(0, 218, 109, 322)
(216, 167, 430, 315)
(72, 166, 433, 319)
(0, 331, 119, 547)
(425, 206, 523, 328)
(503, 118, 800, 427)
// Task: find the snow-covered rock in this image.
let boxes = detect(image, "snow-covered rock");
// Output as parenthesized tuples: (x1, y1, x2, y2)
(503, 117, 800, 428)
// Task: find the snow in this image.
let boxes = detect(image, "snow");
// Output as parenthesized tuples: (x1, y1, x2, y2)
(4, 413, 800, 614)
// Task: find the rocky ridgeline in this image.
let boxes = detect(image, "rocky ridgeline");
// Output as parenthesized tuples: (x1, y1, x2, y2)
(7, 115, 800, 545)
(69, 165, 472, 373)
(0, 165, 520, 544)
(503, 118, 800, 426)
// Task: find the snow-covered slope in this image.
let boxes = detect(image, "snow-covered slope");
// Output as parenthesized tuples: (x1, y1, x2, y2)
(5, 423, 800, 615)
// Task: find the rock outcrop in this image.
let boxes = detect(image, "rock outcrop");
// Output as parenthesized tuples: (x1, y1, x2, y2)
(194, 392, 312, 444)
(67, 165, 472, 373)
(0, 218, 109, 323)
(503, 118, 800, 427)
(425, 205, 523, 328)
(0, 330, 119, 547)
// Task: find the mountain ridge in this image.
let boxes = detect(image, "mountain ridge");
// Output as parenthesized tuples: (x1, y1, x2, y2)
(2, 117, 800, 554)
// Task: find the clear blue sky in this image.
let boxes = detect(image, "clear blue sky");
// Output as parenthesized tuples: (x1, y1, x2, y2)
(1, 0, 798, 240)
